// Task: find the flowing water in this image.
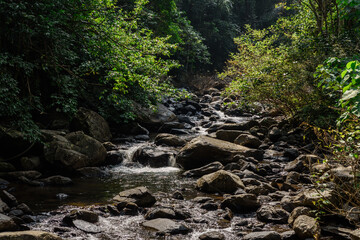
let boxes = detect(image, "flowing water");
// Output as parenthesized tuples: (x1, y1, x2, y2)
(10, 104, 266, 239)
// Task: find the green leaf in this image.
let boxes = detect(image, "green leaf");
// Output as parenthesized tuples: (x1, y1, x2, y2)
(341, 89, 360, 102)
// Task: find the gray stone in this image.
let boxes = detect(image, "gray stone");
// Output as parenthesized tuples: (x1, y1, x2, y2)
(293, 215, 320, 239)
(196, 170, 245, 194)
(142, 218, 191, 234)
(40, 175, 72, 186)
(183, 162, 224, 178)
(20, 157, 41, 170)
(113, 186, 156, 207)
(243, 231, 281, 240)
(133, 146, 175, 168)
(215, 130, 245, 142)
(199, 231, 225, 240)
(256, 205, 289, 223)
(145, 208, 177, 220)
(234, 134, 262, 148)
(288, 207, 311, 226)
(221, 194, 260, 213)
(0, 213, 17, 231)
(73, 219, 101, 233)
(71, 107, 111, 142)
(154, 133, 186, 147)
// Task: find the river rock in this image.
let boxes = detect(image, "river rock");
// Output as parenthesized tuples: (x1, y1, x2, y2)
(73, 219, 101, 233)
(293, 188, 335, 207)
(71, 107, 111, 142)
(40, 175, 72, 186)
(158, 122, 184, 133)
(199, 231, 225, 240)
(280, 230, 297, 240)
(183, 162, 224, 178)
(63, 209, 99, 224)
(106, 150, 126, 165)
(0, 231, 62, 240)
(133, 146, 175, 168)
(0, 171, 42, 181)
(0, 199, 9, 213)
(0, 213, 17, 231)
(0, 162, 16, 172)
(136, 103, 177, 129)
(256, 205, 289, 223)
(215, 130, 245, 142)
(329, 166, 354, 183)
(284, 154, 322, 173)
(293, 215, 320, 239)
(44, 131, 107, 170)
(234, 134, 262, 148)
(196, 170, 245, 193)
(154, 133, 186, 147)
(243, 231, 281, 240)
(268, 127, 282, 142)
(113, 186, 156, 207)
(208, 120, 259, 133)
(259, 117, 278, 128)
(221, 194, 260, 213)
(145, 208, 180, 220)
(177, 136, 263, 169)
(288, 207, 311, 226)
(142, 218, 190, 234)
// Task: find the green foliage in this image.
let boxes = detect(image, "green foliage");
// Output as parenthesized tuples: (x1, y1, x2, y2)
(0, 0, 181, 140)
(316, 57, 360, 124)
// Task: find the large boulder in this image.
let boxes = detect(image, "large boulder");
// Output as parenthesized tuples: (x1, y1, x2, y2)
(208, 120, 259, 133)
(243, 231, 281, 240)
(234, 134, 262, 148)
(256, 205, 289, 223)
(136, 103, 177, 129)
(0, 214, 17, 231)
(215, 130, 245, 142)
(196, 170, 245, 194)
(44, 131, 107, 170)
(0, 231, 62, 240)
(176, 136, 263, 170)
(71, 107, 111, 142)
(113, 186, 156, 207)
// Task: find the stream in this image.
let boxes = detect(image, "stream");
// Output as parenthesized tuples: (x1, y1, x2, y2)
(10, 98, 268, 239)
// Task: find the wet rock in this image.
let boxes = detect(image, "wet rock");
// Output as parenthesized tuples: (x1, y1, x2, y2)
(0, 231, 62, 240)
(215, 130, 245, 142)
(329, 166, 354, 183)
(285, 172, 301, 184)
(1, 191, 18, 207)
(246, 183, 277, 196)
(40, 175, 72, 186)
(177, 136, 263, 170)
(73, 219, 101, 233)
(133, 146, 175, 168)
(200, 200, 218, 211)
(142, 218, 191, 234)
(134, 135, 150, 141)
(284, 148, 300, 161)
(196, 170, 245, 194)
(103, 142, 117, 151)
(20, 157, 41, 170)
(172, 191, 184, 200)
(288, 207, 311, 226)
(113, 186, 156, 207)
(63, 210, 99, 224)
(183, 162, 224, 178)
(193, 197, 213, 204)
(199, 231, 225, 240)
(21, 215, 36, 223)
(0, 213, 17, 231)
(76, 167, 110, 178)
(224, 162, 242, 171)
(106, 150, 126, 165)
(234, 134, 262, 148)
(44, 131, 107, 170)
(221, 194, 260, 213)
(293, 215, 320, 239)
(350, 228, 360, 240)
(145, 208, 188, 220)
(154, 133, 186, 147)
(243, 231, 281, 240)
(71, 107, 111, 142)
(256, 205, 289, 223)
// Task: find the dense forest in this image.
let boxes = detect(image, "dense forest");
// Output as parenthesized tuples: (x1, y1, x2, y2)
(1, 0, 360, 239)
